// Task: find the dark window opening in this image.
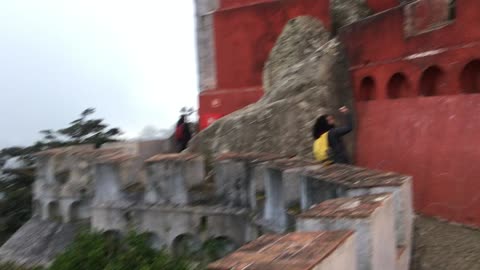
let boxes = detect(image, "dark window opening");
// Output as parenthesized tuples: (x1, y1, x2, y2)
(199, 216, 208, 232)
(359, 76, 376, 101)
(420, 66, 448, 96)
(460, 60, 480, 94)
(387, 73, 412, 99)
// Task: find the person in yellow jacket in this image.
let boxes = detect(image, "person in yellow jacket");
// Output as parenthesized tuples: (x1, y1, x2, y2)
(312, 106, 353, 164)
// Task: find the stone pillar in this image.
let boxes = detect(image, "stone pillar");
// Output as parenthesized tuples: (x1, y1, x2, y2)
(94, 157, 128, 203)
(215, 158, 251, 208)
(298, 171, 348, 211)
(214, 153, 285, 209)
(297, 194, 397, 270)
(295, 164, 413, 270)
(346, 177, 413, 270)
(262, 158, 316, 233)
(145, 154, 205, 205)
(263, 167, 286, 232)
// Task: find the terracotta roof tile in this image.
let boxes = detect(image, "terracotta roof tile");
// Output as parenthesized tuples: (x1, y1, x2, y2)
(208, 231, 353, 270)
(298, 193, 391, 219)
(145, 153, 200, 163)
(215, 152, 288, 163)
(298, 164, 409, 188)
(95, 152, 136, 164)
(265, 158, 319, 171)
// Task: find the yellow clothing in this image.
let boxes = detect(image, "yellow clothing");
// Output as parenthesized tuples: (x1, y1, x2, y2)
(313, 132, 332, 164)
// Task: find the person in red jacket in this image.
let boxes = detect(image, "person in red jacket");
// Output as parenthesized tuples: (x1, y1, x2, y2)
(175, 115, 191, 152)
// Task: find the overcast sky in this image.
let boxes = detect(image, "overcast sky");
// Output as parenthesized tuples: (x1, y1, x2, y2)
(0, 0, 198, 148)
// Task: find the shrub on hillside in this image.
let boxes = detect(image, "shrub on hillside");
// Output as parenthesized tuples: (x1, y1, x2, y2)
(0, 262, 42, 270)
(48, 231, 194, 270)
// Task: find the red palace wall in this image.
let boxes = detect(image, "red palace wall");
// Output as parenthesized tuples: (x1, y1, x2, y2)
(340, 0, 480, 227)
(198, 0, 480, 227)
(365, 0, 398, 13)
(199, 0, 330, 129)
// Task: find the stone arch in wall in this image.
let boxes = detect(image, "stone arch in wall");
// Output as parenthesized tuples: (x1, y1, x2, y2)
(47, 201, 61, 221)
(55, 170, 70, 185)
(420, 66, 448, 96)
(460, 60, 480, 94)
(32, 200, 42, 218)
(102, 229, 122, 244)
(70, 200, 89, 222)
(123, 210, 140, 230)
(141, 232, 166, 251)
(387, 72, 412, 99)
(199, 216, 208, 233)
(202, 236, 238, 261)
(359, 76, 376, 101)
(171, 233, 202, 257)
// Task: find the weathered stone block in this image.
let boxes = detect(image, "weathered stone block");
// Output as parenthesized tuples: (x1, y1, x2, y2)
(293, 163, 413, 261)
(94, 163, 126, 203)
(189, 16, 355, 159)
(297, 194, 396, 270)
(261, 158, 317, 233)
(214, 153, 285, 209)
(145, 154, 205, 205)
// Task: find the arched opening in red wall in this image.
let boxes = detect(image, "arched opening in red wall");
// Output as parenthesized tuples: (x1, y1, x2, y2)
(420, 66, 447, 96)
(359, 76, 376, 101)
(387, 73, 412, 99)
(460, 60, 480, 94)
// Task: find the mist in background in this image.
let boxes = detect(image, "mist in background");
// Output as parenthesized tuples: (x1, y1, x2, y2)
(0, 0, 198, 147)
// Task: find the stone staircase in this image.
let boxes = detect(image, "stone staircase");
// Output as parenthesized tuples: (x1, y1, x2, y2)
(0, 150, 412, 270)
(207, 153, 413, 270)
(0, 218, 81, 267)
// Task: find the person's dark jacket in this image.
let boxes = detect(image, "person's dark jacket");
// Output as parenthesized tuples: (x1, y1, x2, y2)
(176, 118, 192, 152)
(328, 113, 353, 164)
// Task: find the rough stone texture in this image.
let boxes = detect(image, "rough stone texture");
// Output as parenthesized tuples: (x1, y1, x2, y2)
(32, 140, 172, 222)
(412, 216, 480, 270)
(330, 0, 372, 34)
(144, 154, 205, 205)
(297, 194, 396, 270)
(0, 218, 81, 267)
(291, 163, 414, 264)
(214, 153, 287, 209)
(91, 203, 256, 250)
(189, 16, 355, 160)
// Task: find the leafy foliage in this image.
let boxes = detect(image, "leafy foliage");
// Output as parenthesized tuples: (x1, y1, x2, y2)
(0, 108, 122, 244)
(0, 262, 42, 270)
(38, 108, 122, 149)
(0, 174, 34, 245)
(48, 231, 195, 270)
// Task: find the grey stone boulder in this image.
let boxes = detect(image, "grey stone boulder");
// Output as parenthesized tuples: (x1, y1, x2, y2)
(189, 16, 355, 160)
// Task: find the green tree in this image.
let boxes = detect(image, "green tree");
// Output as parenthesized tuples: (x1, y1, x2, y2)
(49, 232, 194, 270)
(0, 108, 122, 245)
(39, 108, 122, 149)
(0, 174, 34, 245)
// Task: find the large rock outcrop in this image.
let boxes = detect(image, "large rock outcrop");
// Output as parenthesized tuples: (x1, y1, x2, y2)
(189, 16, 355, 160)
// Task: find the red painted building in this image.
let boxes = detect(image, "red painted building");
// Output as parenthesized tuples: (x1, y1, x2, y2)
(340, 0, 480, 227)
(195, 0, 480, 227)
(195, 0, 331, 129)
